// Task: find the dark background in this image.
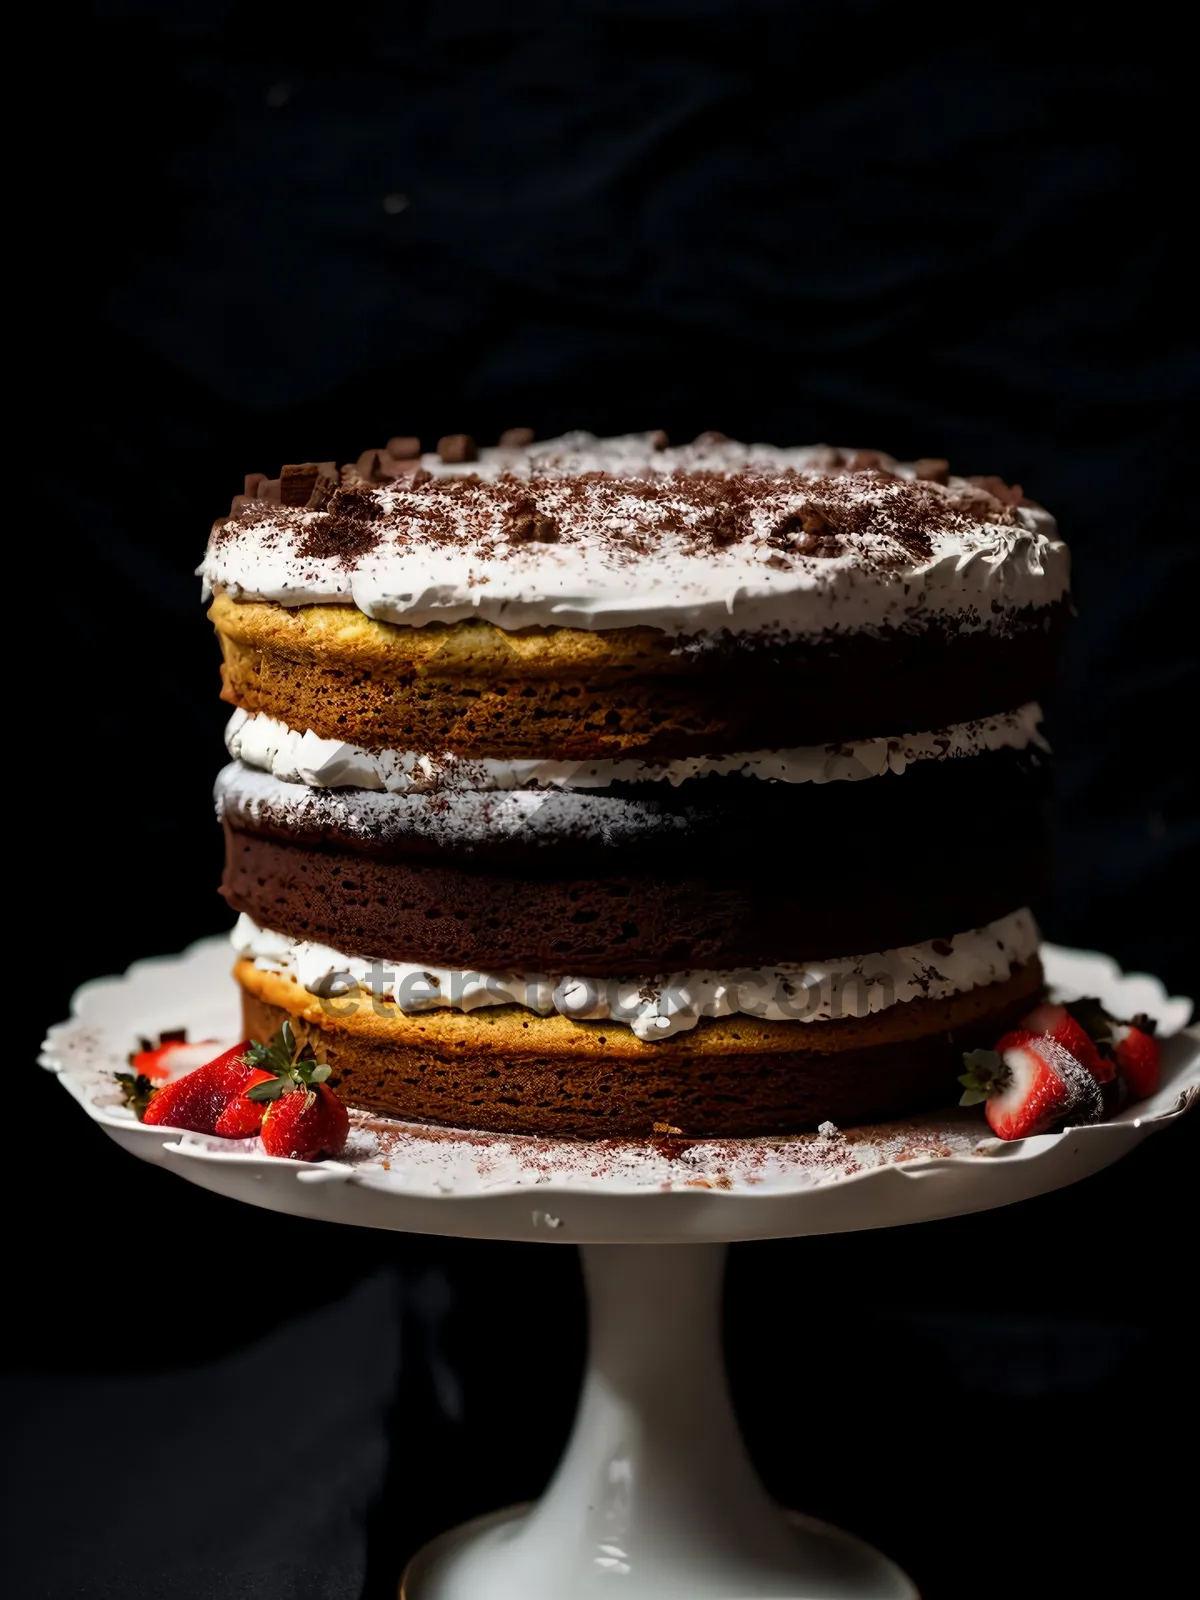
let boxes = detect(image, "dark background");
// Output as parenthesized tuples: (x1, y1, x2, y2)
(9, 3, 1196, 1596)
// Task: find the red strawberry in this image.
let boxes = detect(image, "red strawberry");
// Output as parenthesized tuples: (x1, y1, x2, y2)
(128, 1033, 220, 1082)
(260, 1083, 349, 1161)
(1019, 1001, 1115, 1084)
(213, 1068, 276, 1137)
(1110, 1015, 1160, 1101)
(141, 1042, 257, 1133)
(960, 1029, 1102, 1140)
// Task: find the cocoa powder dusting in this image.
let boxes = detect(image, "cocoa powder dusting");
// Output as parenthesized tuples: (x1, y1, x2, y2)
(212, 450, 1024, 574)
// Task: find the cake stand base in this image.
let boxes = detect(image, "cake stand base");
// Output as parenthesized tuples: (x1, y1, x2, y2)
(402, 1243, 917, 1599)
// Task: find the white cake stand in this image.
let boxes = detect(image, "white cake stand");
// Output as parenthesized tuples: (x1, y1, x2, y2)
(42, 939, 1197, 1599)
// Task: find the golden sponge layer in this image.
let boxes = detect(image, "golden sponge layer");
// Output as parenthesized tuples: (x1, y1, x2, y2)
(212, 594, 757, 757)
(236, 956, 1042, 1137)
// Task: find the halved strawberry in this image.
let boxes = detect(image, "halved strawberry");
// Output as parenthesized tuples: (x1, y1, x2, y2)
(1019, 1001, 1115, 1084)
(213, 1067, 276, 1137)
(960, 1029, 1102, 1140)
(1110, 1015, 1161, 1101)
(141, 1041, 257, 1134)
(128, 1031, 220, 1083)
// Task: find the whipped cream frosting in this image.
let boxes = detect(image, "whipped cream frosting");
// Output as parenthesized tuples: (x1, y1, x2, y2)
(231, 908, 1039, 1042)
(201, 431, 1068, 638)
(226, 704, 1049, 793)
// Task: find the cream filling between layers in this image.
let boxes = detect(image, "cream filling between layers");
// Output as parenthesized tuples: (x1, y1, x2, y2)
(225, 704, 1048, 793)
(231, 909, 1039, 1043)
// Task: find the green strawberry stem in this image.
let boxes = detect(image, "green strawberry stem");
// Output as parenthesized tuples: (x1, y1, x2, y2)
(114, 1071, 157, 1119)
(958, 1047, 1009, 1107)
(245, 1023, 331, 1103)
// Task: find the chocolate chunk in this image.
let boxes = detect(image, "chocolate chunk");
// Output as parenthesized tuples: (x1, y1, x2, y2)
(648, 429, 669, 450)
(915, 458, 950, 484)
(280, 464, 319, 506)
(504, 496, 559, 543)
(438, 433, 477, 463)
(244, 472, 268, 498)
(386, 436, 421, 459)
(799, 533, 842, 557)
(354, 449, 421, 485)
(259, 477, 282, 503)
(850, 449, 890, 471)
(498, 427, 535, 448)
(307, 462, 339, 508)
(967, 473, 1025, 507)
(769, 508, 842, 556)
(377, 452, 410, 482)
(695, 430, 729, 445)
(280, 461, 338, 508)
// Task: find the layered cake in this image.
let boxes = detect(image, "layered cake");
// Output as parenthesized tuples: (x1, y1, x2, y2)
(201, 431, 1069, 1137)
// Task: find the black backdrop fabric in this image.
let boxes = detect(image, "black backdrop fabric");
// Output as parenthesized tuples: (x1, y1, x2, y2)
(10, 4, 1197, 1596)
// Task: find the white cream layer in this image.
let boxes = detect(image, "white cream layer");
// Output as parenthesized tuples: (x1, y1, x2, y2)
(225, 704, 1048, 793)
(201, 431, 1068, 638)
(232, 908, 1038, 1043)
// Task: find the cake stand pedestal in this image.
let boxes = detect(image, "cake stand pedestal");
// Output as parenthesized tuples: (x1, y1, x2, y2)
(41, 939, 1198, 1599)
(403, 1240, 914, 1599)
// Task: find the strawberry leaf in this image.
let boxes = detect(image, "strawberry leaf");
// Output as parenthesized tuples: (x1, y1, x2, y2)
(958, 1048, 1007, 1106)
(244, 1025, 334, 1099)
(114, 1070, 157, 1119)
(246, 1076, 290, 1104)
(246, 1022, 306, 1077)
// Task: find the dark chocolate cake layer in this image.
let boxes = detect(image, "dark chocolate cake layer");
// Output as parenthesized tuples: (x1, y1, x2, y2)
(222, 821, 1046, 973)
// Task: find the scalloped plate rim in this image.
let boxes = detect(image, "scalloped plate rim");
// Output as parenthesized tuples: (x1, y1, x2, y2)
(39, 935, 1199, 1205)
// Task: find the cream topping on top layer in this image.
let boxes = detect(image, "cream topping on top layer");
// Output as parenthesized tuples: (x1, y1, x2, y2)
(225, 704, 1048, 793)
(231, 907, 1039, 1042)
(201, 431, 1068, 638)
